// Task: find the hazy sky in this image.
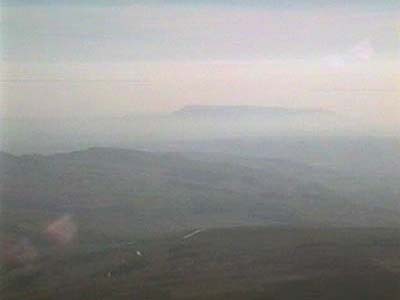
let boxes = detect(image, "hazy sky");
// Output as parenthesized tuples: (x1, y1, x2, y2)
(1, 1, 399, 129)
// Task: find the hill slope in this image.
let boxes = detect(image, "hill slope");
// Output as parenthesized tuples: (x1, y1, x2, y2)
(2, 227, 400, 300)
(1, 147, 399, 239)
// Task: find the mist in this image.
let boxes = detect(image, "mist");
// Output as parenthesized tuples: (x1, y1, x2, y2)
(1, 1, 400, 299)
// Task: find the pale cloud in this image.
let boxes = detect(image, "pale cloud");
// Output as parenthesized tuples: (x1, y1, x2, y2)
(324, 39, 377, 69)
(1, 4, 398, 62)
(0, 2, 398, 133)
(2, 60, 398, 120)
(350, 39, 375, 61)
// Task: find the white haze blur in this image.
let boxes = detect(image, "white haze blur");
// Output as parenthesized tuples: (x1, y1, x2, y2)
(0, 2, 399, 153)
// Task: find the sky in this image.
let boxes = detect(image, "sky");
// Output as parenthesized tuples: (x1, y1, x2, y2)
(0, 1, 399, 131)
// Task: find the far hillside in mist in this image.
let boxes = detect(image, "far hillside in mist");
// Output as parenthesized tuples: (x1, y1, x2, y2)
(3, 104, 344, 154)
(172, 105, 333, 118)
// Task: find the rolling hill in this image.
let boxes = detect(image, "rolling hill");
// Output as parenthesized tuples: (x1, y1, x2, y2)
(1, 147, 399, 240)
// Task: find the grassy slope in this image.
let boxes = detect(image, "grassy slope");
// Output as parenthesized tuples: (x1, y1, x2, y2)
(2, 148, 400, 239)
(2, 227, 400, 300)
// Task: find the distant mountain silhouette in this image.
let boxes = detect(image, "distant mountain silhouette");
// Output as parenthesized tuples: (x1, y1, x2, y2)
(173, 105, 333, 117)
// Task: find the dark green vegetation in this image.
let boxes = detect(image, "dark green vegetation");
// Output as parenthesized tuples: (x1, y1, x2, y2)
(1, 143, 400, 299)
(2, 227, 400, 299)
(1, 146, 400, 239)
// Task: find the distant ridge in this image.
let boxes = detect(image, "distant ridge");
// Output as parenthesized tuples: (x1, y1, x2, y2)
(173, 105, 333, 117)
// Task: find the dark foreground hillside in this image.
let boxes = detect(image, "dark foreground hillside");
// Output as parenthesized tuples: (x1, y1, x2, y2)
(1, 147, 400, 299)
(2, 227, 400, 300)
